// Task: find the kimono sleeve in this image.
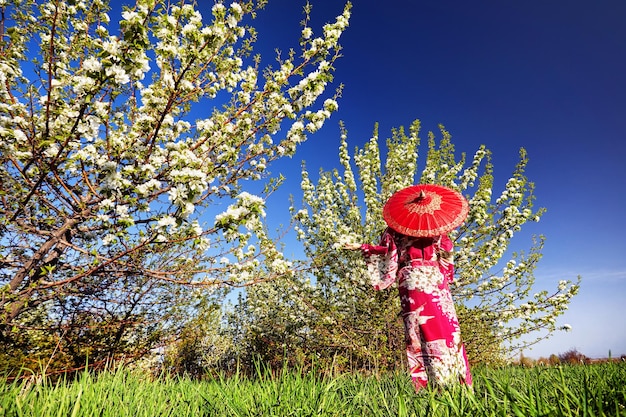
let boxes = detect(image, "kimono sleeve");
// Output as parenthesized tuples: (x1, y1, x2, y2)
(436, 234, 455, 283)
(361, 229, 398, 290)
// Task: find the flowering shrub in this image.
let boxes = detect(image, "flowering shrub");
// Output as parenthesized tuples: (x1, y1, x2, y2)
(241, 120, 580, 366)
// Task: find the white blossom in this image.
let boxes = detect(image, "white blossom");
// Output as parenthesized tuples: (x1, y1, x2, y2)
(157, 216, 177, 229)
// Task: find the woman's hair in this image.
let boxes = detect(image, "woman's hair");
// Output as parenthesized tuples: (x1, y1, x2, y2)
(437, 250, 453, 261)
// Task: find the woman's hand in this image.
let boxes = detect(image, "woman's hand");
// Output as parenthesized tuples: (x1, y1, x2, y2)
(343, 243, 361, 250)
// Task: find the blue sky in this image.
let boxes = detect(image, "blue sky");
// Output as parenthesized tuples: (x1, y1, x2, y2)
(248, 0, 626, 359)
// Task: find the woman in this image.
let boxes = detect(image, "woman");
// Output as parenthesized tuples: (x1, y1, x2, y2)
(345, 185, 472, 392)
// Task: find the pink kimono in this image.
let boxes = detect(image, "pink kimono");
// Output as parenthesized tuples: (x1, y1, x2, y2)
(361, 227, 472, 391)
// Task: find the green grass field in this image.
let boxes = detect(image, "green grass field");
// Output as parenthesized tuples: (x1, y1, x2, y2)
(1, 363, 625, 416)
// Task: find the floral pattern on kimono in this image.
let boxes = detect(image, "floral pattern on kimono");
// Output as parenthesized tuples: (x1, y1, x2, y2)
(361, 227, 472, 392)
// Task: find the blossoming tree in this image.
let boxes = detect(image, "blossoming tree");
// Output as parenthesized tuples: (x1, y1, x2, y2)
(240, 121, 580, 367)
(0, 0, 350, 370)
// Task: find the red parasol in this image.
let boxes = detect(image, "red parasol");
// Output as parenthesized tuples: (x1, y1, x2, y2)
(382, 184, 469, 237)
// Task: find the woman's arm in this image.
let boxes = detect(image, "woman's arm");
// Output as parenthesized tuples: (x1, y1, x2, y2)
(344, 229, 398, 290)
(437, 234, 455, 283)
(344, 242, 389, 256)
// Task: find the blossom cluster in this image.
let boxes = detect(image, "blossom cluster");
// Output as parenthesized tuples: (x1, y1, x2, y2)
(214, 192, 266, 239)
